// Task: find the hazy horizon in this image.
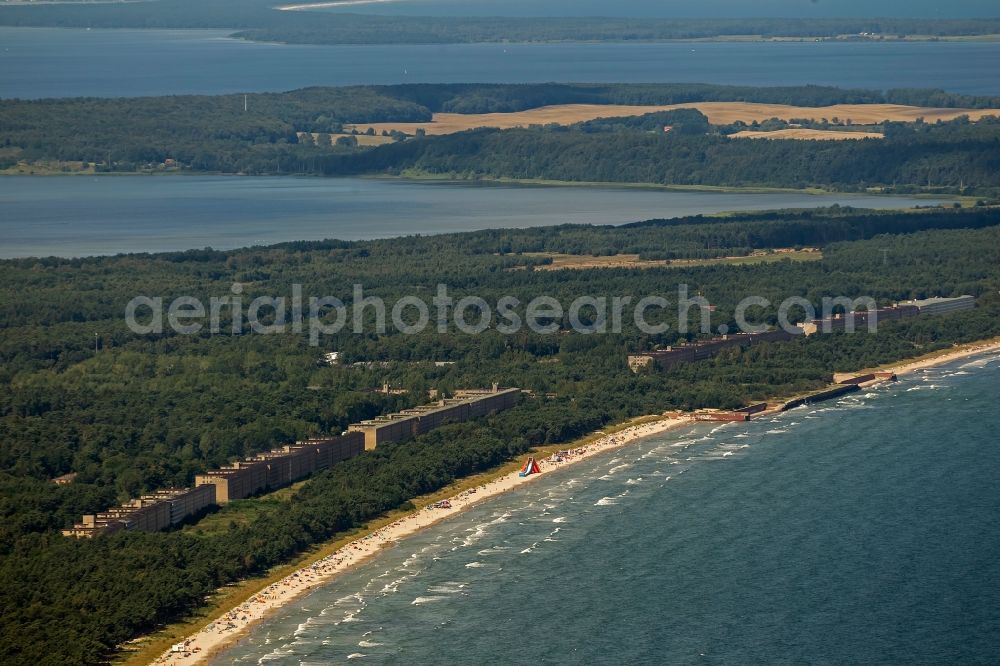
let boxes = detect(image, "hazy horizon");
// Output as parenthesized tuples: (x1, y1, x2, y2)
(318, 0, 1000, 18)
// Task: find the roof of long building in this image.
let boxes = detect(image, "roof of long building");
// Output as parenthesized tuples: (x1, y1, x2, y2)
(350, 388, 515, 429)
(901, 295, 974, 307)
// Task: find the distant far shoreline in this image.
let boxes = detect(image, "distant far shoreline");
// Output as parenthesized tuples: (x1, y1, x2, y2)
(0, 1, 149, 4)
(1, 24, 997, 45)
(3, 8, 1000, 47)
(234, 30, 1000, 46)
(0, 167, 967, 205)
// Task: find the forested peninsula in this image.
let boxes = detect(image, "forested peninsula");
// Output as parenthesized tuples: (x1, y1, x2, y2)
(1, 1, 999, 44)
(3, 83, 1000, 195)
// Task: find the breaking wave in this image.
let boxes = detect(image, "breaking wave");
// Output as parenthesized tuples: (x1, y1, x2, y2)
(411, 596, 447, 605)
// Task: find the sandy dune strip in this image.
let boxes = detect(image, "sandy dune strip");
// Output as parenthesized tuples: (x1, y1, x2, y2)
(151, 338, 1000, 665)
(153, 416, 693, 665)
(885, 338, 1000, 377)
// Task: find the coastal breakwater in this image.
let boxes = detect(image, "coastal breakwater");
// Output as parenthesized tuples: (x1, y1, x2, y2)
(779, 372, 900, 411)
(149, 339, 1000, 666)
(780, 384, 861, 411)
(682, 372, 898, 421)
(690, 402, 770, 422)
(153, 416, 693, 666)
(208, 351, 1000, 666)
(684, 371, 896, 419)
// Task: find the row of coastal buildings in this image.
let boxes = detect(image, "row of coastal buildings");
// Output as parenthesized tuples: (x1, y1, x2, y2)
(629, 295, 975, 372)
(62, 386, 519, 538)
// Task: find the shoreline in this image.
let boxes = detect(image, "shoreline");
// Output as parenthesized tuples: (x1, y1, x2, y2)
(0, 169, 967, 204)
(146, 336, 1000, 665)
(0, 25, 996, 44)
(877, 337, 1000, 377)
(150, 416, 695, 665)
(380, 173, 968, 202)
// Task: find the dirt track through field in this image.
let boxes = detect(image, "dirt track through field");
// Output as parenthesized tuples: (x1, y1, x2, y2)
(729, 128, 884, 140)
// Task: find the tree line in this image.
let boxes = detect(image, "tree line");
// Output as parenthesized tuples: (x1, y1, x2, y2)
(2, 207, 1000, 663)
(5, 85, 998, 192)
(1, 1, 998, 44)
(317, 116, 1000, 193)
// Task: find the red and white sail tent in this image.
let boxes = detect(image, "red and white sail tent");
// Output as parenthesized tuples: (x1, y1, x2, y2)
(519, 457, 541, 477)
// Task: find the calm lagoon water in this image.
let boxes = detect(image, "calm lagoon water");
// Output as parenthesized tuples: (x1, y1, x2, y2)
(212, 353, 1000, 665)
(0, 176, 943, 258)
(1, 27, 999, 98)
(317, 0, 1000, 19)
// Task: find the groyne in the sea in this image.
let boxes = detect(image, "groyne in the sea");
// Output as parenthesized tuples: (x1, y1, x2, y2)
(781, 384, 860, 411)
(778, 371, 899, 412)
(835, 371, 898, 386)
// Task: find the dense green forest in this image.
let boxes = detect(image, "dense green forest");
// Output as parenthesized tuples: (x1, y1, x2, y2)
(380, 82, 984, 112)
(1, 206, 1000, 663)
(322, 115, 1000, 193)
(230, 16, 1000, 46)
(0, 86, 432, 172)
(1, 1, 998, 44)
(3, 83, 999, 192)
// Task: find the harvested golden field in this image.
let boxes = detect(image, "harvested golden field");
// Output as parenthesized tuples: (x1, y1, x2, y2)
(345, 102, 1000, 136)
(521, 249, 822, 271)
(729, 128, 884, 140)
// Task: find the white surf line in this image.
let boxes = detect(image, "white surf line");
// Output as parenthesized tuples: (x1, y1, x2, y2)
(888, 339, 1000, 378)
(276, 0, 409, 11)
(152, 415, 693, 665)
(146, 340, 1000, 665)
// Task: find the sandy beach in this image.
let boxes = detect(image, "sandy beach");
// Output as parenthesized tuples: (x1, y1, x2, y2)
(883, 337, 1000, 377)
(151, 336, 1000, 665)
(152, 415, 693, 665)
